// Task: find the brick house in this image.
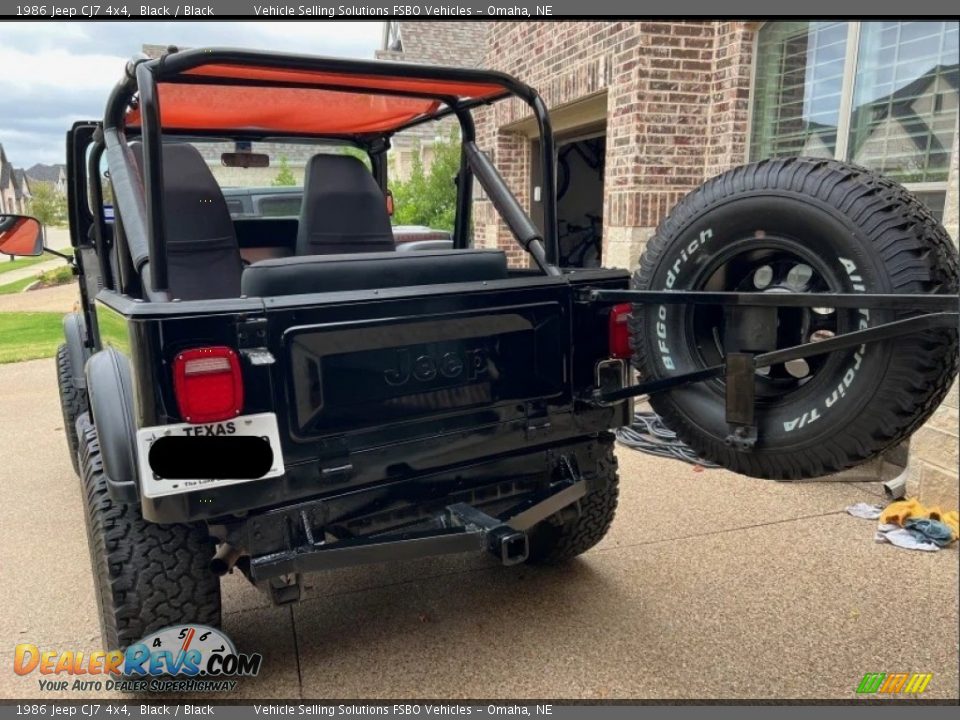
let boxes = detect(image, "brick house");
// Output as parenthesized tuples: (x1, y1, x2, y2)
(0, 145, 18, 215)
(0, 144, 31, 215)
(376, 21, 488, 180)
(471, 21, 959, 503)
(13, 169, 31, 213)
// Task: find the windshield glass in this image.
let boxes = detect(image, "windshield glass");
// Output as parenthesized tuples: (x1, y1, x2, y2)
(173, 138, 369, 219)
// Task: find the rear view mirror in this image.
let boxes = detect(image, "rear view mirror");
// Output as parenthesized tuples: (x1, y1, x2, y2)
(0, 215, 43, 257)
(221, 152, 270, 169)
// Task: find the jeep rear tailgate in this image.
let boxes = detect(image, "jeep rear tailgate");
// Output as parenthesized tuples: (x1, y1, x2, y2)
(267, 281, 570, 455)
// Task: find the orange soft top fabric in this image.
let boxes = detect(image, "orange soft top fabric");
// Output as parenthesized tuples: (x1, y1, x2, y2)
(125, 63, 508, 135)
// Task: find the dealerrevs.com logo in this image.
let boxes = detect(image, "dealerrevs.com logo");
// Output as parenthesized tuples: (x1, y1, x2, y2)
(14, 625, 262, 693)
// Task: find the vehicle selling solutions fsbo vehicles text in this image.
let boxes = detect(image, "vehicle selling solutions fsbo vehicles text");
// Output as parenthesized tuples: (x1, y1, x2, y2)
(252, 5, 552, 15)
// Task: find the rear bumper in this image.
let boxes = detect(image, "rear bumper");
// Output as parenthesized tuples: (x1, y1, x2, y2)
(207, 435, 612, 584)
(248, 480, 586, 580)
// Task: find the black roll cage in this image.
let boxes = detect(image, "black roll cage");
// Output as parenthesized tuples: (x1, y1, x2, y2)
(101, 47, 562, 300)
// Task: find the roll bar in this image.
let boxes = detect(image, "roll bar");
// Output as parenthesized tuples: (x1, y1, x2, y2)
(102, 47, 561, 297)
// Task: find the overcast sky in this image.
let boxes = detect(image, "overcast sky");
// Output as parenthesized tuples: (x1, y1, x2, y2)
(0, 21, 383, 168)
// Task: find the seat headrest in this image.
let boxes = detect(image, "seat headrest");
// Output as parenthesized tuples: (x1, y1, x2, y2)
(128, 141, 241, 300)
(129, 142, 236, 251)
(296, 154, 395, 256)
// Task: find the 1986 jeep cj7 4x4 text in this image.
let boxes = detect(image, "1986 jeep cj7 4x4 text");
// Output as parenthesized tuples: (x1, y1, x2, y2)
(1, 48, 956, 651)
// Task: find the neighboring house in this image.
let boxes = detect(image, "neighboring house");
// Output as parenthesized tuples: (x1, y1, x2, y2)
(376, 22, 489, 180)
(13, 169, 31, 213)
(25, 163, 67, 195)
(0, 144, 19, 214)
(471, 20, 959, 505)
(1, 145, 31, 214)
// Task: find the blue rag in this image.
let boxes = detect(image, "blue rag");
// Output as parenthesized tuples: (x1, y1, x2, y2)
(904, 518, 955, 548)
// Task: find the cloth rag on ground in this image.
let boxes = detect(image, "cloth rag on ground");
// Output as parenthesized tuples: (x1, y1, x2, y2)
(879, 498, 958, 541)
(866, 497, 959, 552)
(874, 523, 941, 552)
(846, 502, 883, 520)
(904, 518, 955, 548)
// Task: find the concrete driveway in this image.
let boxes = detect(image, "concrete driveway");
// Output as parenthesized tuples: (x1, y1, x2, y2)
(1, 357, 957, 701)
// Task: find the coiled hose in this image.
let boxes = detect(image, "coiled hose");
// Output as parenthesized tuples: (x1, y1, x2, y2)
(615, 410, 720, 468)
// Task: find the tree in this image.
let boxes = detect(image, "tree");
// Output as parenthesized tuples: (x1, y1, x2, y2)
(101, 175, 114, 205)
(391, 128, 461, 232)
(339, 145, 372, 169)
(271, 155, 297, 186)
(27, 182, 67, 230)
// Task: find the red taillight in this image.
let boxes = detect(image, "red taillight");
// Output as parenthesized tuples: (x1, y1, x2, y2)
(609, 303, 633, 359)
(172, 347, 244, 424)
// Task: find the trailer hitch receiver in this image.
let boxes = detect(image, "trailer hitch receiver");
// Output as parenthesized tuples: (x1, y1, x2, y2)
(447, 503, 529, 565)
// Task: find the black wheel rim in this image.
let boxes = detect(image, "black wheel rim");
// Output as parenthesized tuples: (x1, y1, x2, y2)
(685, 235, 858, 404)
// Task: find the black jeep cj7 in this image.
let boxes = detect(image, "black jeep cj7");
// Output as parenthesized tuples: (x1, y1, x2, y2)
(1, 48, 956, 651)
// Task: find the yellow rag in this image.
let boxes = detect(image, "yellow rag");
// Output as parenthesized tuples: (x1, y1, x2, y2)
(880, 498, 924, 526)
(880, 498, 959, 541)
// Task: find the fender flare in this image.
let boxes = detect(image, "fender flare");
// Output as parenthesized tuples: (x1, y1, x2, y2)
(84, 348, 139, 503)
(62, 312, 91, 390)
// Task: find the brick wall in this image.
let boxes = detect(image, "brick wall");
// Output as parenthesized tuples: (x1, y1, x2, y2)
(474, 21, 756, 269)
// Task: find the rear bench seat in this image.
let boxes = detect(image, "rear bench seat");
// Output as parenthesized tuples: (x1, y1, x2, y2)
(241, 248, 508, 297)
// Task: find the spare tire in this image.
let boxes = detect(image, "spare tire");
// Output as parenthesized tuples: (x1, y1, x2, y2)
(630, 157, 959, 479)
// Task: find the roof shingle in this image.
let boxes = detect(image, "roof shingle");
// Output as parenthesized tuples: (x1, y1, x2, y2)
(25, 163, 65, 184)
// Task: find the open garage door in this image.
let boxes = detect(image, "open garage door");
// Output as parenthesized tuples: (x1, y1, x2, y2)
(556, 134, 605, 268)
(530, 123, 606, 269)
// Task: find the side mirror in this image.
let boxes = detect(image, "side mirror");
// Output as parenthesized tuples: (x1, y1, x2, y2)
(0, 215, 43, 257)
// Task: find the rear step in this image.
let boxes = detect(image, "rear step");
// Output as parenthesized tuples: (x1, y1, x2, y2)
(247, 459, 588, 581)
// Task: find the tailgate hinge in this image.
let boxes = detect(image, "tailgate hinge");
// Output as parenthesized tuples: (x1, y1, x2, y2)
(317, 437, 353, 483)
(524, 401, 552, 440)
(236, 316, 275, 366)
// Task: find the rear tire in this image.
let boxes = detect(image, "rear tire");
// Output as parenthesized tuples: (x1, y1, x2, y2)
(56, 344, 87, 476)
(77, 413, 221, 650)
(630, 158, 959, 479)
(526, 437, 619, 564)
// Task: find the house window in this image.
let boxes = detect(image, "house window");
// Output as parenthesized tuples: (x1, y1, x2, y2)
(751, 21, 959, 220)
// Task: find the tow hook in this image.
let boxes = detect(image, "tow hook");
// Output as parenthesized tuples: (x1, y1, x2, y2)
(447, 503, 529, 565)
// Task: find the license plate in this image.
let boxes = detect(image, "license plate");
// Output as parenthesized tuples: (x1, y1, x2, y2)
(136, 413, 285, 499)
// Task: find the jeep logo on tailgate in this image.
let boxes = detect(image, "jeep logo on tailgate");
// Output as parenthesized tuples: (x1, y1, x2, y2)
(384, 348, 488, 387)
(286, 308, 565, 436)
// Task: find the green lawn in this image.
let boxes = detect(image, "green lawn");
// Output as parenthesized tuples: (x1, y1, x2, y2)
(0, 276, 38, 295)
(0, 247, 73, 276)
(0, 312, 63, 364)
(0, 254, 48, 276)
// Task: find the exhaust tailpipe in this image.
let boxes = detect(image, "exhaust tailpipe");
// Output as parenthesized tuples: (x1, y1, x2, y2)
(210, 543, 244, 576)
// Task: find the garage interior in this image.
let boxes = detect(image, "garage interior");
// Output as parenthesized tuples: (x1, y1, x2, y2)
(555, 133, 606, 268)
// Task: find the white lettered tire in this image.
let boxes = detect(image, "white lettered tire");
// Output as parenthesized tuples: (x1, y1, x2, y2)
(630, 158, 959, 479)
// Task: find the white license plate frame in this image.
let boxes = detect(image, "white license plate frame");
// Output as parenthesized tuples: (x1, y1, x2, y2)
(136, 412, 285, 499)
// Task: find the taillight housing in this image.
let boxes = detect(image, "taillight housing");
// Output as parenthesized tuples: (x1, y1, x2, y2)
(172, 346, 244, 424)
(608, 303, 633, 359)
